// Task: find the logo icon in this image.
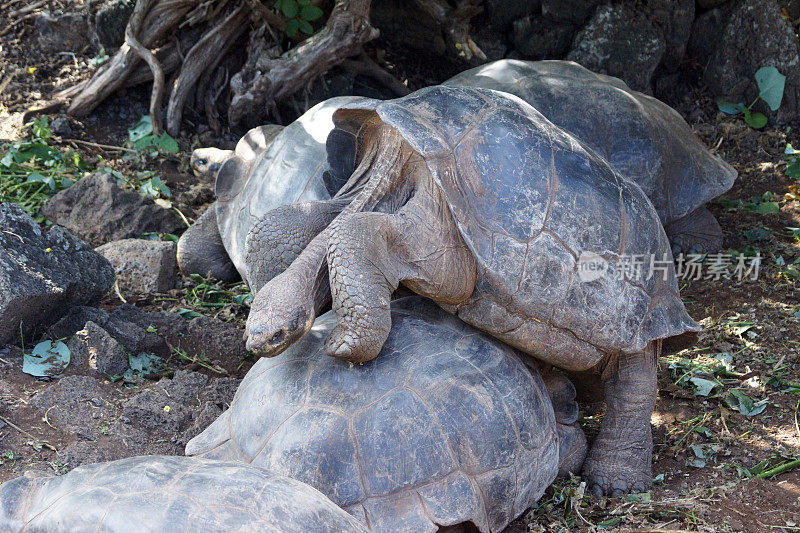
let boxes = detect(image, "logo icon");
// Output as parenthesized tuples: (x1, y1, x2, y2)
(577, 251, 608, 282)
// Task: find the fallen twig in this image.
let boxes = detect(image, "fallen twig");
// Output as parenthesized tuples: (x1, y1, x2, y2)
(126, 0, 166, 134)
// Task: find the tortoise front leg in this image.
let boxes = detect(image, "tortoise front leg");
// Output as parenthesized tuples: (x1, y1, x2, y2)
(245, 198, 349, 291)
(582, 341, 660, 497)
(325, 188, 476, 362)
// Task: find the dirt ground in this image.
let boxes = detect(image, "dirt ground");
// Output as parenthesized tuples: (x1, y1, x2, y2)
(1, 3, 799, 532)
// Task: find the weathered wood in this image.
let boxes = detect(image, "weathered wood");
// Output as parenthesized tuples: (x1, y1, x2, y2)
(228, 0, 378, 125)
(165, 4, 249, 136)
(126, 0, 166, 133)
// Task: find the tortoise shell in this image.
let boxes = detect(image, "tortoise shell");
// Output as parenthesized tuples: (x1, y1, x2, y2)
(0, 455, 367, 532)
(215, 96, 369, 278)
(332, 86, 699, 366)
(444, 60, 736, 225)
(188, 297, 563, 533)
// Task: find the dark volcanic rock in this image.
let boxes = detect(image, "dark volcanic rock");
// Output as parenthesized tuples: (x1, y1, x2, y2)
(566, 3, 667, 92)
(67, 321, 129, 376)
(486, 0, 540, 31)
(0, 204, 115, 346)
(48, 306, 111, 339)
(645, 0, 694, 71)
(513, 15, 576, 59)
(91, 0, 135, 50)
(35, 11, 90, 53)
(40, 173, 182, 247)
(541, 0, 602, 24)
(700, 0, 800, 124)
(96, 239, 178, 294)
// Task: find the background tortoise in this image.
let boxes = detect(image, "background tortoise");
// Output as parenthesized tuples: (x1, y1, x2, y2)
(0, 455, 367, 532)
(245, 85, 700, 497)
(176, 96, 369, 284)
(444, 60, 737, 253)
(182, 60, 734, 288)
(188, 297, 587, 533)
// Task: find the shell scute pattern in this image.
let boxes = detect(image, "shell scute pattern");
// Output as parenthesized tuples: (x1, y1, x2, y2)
(444, 60, 736, 225)
(188, 298, 560, 532)
(0, 455, 367, 532)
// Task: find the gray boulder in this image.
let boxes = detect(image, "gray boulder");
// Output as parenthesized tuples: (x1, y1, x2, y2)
(40, 173, 182, 247)
(34, 11, 90, 53)
(96, 239, 178, 294)
(0, 204, 115, 346)
(701, 0, 800, 124)
(513, 15, 576, 58)
(91, 0, 134, 50)
(67, 321, 129, 376)
(566, 3, 667, 92)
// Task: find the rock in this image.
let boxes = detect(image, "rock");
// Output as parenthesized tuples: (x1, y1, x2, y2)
(91, 0, 135, 50)
(48, 306, 110, 339)
(96, 239, 178, 294)
(645, 0, 694, 71)
(566, 3, 667, 92)
(513, 15, 576, 58)
(697, 0, 730, 7)
(485, 0, 540, 31)
(50, 117, 72, 137)
(700, 0, 800, 124)
(34, 11, 90, 53)
(40, 173, 182, 247)
(541, 0, 602, 24)
(67, 321, 129, 376)
(687, 7, 729, 61)
(0, 204, 115, 346)
(122, 388, 190, 434)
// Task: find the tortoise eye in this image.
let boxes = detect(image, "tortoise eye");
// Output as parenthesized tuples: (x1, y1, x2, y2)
(270, 330, 286, 345)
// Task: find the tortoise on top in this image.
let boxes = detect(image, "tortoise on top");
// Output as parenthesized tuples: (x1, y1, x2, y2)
(0, 455, 367, 532)
(176, 96, 369, 286)
(189, 296, 587, 533)
(245, 85, 700, 497)
(181, 60, 734, 288)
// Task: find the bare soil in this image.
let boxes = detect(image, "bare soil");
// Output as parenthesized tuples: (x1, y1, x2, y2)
(1, 4, 799, 532)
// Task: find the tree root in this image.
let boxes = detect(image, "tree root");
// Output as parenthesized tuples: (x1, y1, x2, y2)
(59, 0, 199, 116)
(228, 0, 378, 126)
(341, 52, 410, 97)
(126, 0, 166, 133)
(165, 3, 249, 136)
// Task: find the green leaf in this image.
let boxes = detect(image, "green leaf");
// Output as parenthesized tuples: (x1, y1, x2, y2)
(726, 389, 768, 416)
(755, 66, 785, 111)
(744, 110, 768, 129)
(688, 376, 718, 397)
(300, 4, 324, 20)
(128, 352, 162, 377)
(22, 341, 70, 377)
(281, 0, 298, 18)
(786, 143, 799, 155)
(716, 100, 744, 115)
(128, 115, 154, 142)
(25, 172, 56, 189)
(787, 159, 800, 180)
(297, 18, 314, 34)
(152, 132, 179, 154)
(176, 308, 203, 319)
(754, 201, 779, 215)
(285, 18, 300, 36)
(743, 227, 771, 242)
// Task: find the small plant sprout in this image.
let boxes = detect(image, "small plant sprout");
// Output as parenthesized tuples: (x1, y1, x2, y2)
(717, 66, 786, 129)
(274, 0, 324, 37)
(127, 115, 179, 154)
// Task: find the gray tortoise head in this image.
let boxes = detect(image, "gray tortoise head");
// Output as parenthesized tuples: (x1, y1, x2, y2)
(0, 455, 367, 532)
(444, 59, 737, 228)
(190, 297, 586, 533)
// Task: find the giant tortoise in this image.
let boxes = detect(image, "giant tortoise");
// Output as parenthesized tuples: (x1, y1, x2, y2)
(0, 455, 367, 532)
(244, 85, 700, 497)
(176, 96, 369, 284)
(188, 297, 587, 533)
(444, 60, 736, 253)
(179, 60, 735, 289)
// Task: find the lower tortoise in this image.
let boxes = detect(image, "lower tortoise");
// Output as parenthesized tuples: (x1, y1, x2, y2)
(189, 297, 587, 533)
